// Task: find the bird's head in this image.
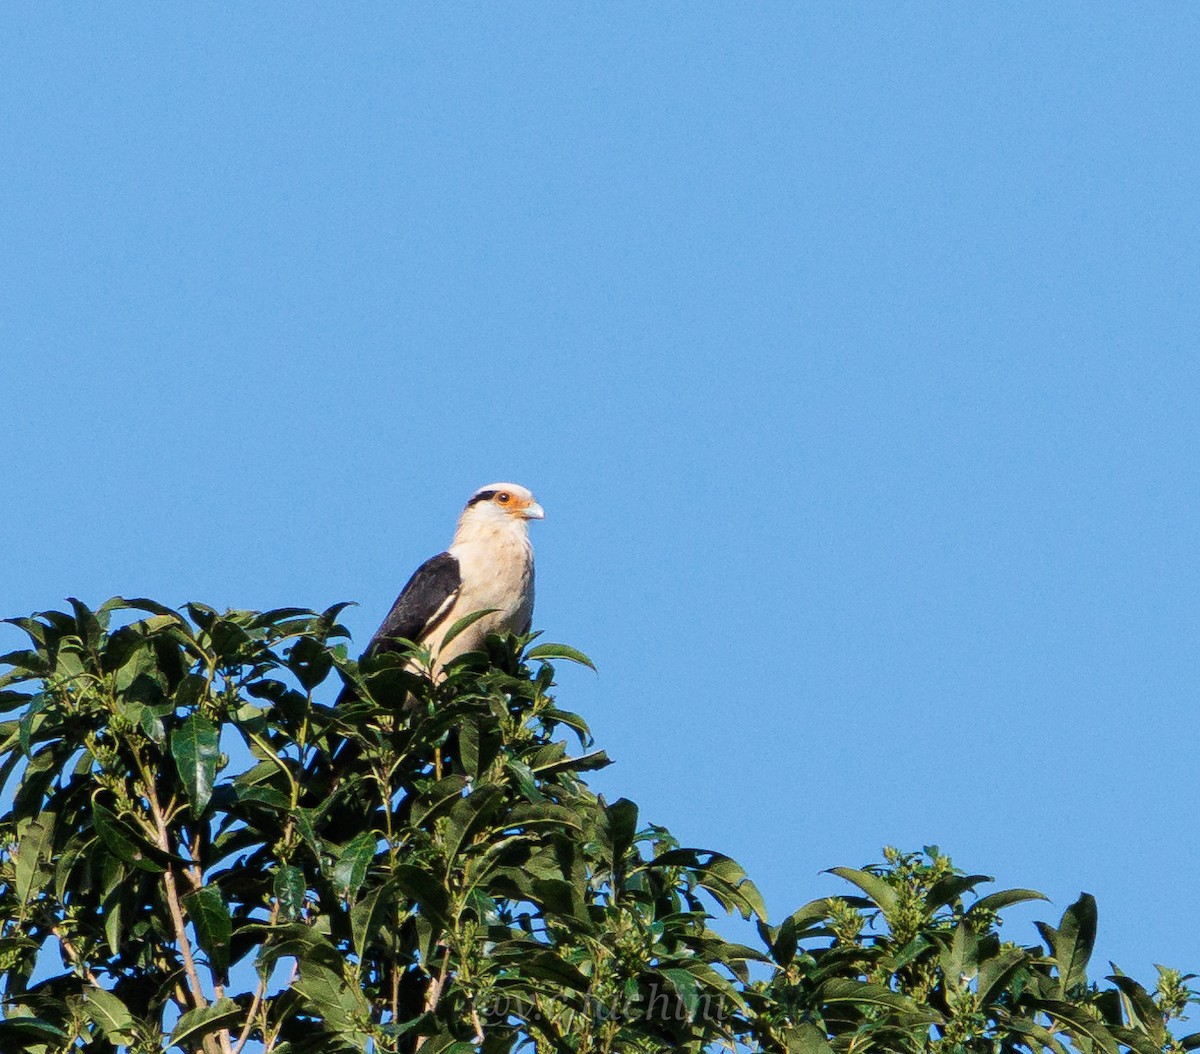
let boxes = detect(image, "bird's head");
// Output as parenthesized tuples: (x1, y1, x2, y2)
(458, 482, 545, 534)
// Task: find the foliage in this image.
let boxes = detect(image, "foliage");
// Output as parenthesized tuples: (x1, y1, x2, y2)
(0, 598, 1195, 1054)
(751, 848, 1199, 1054)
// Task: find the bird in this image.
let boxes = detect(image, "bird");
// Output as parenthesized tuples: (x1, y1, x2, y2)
(363, 482, 544, 675)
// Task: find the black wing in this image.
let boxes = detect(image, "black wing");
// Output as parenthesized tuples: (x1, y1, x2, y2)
(368, 551, 462, 657)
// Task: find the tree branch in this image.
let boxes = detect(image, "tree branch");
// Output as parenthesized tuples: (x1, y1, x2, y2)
(52, 926, 100, 987)
(230, 898, 281, 1054)
(136, 758, 221, 1054)
(413, 946, 452, 1052)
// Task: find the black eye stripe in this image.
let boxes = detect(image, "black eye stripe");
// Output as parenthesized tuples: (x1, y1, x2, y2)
(466, 490, 498, 507)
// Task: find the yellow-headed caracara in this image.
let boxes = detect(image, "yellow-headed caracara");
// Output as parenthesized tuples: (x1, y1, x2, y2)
(364, 482, 544, 673)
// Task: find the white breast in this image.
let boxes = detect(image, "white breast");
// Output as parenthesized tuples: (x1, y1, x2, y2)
(429, 527, 535, 667)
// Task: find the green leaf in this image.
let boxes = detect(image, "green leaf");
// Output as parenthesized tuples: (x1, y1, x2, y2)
(659, 967, 701, 1017)
(940, 921, 979, 982)
(392, 865, 450, 961)
(287, 635, 333, 692)
(458, 721, 481, 776)
(170, 998, 242, 1050)
(441, 608, 498, 647)
(14, 813, 56, 911)
(292, 961, 369, 1039)
(138, 703, 168, 745)
(232, 783, 290, 809)
(820, 977, 939, 1020)
(99, 852, 128, 954)
(440, 786, 503, 865)
(86, 987, 138, 1045)
(525, 642, 597, 670)
(274, 864, 306, 920)
(538, 705, 593, 745)
(0, 1019, 70, 1044)
(113, 595, 187, 619)
(969, 887, 1049, 915)
(0, 689, 32, 715)
(653, 848, 768, 921)
(607, 797, 639, 864)
(787, 1023, 837, 1054)
(532, 748, 610, 776)
(999, 1015, 1073, 1054)
(0, 648, 50, 677)
(508, 802, 585, 832)
(92, 802, 165, 873)
(333, 831, 378, 900)
(506, 757, 545, 802)
(207, 616, 253, 664)
(183, 885, 233, 978)
(826, 866, 901, 918)
(171, 712, 220, 817)
(17, 692, 51, 756)
(173, 672, 209, 713)
(411, 775, 470, 826)
(882, 934, 933, 974)
(67, 596, 105, 650)
(976, 945, 1032, 1005)
(1107, 973, 1167, 1044)
(1031, 999, 1119, 1054)
(250, 606, 316, 629)
(1049, 893, 1098, 993)
(351, 878, 400, 962)
(519, 951, 591, 992)
(244, 922, 341, 972)
(924, 872, 991, 910)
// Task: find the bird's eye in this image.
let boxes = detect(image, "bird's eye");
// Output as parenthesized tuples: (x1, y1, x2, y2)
(497, 492, 512, 504)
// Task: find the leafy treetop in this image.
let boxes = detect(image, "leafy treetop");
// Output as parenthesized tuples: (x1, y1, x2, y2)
(0, 598, 1195, 1054)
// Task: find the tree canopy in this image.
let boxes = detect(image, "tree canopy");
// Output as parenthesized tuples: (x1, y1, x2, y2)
(0, 599, 1195, 1053)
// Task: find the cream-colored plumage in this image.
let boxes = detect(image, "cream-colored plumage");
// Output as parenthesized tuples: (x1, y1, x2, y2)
(438, 511, 536, 664)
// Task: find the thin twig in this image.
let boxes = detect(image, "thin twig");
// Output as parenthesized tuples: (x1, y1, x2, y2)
(230, 898, 281, 1054)
(391, 954, 400, 1031)
(52, 927, 100, 987)
(413, 947, 453, 1052)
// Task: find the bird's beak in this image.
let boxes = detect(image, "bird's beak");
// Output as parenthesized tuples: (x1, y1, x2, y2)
(521, 501, 545, 520)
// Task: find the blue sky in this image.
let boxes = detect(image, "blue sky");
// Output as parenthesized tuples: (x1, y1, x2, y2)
(3, 5, 1198, 985)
